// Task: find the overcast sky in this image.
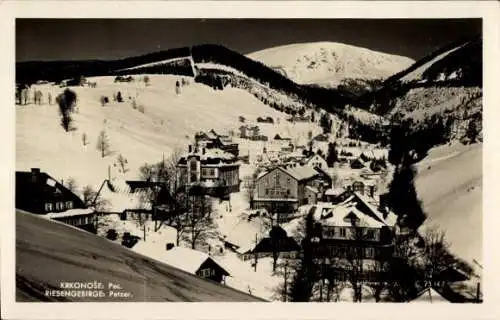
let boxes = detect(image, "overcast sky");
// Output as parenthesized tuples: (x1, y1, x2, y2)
(16, 19, 481, 62)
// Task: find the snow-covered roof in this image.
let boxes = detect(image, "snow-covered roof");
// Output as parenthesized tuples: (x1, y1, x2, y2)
(45, 208, 95, 219)
(222, 217, 270, 254)
(317, 204, 386, 228)
(283, 165, 319, 181)
(99, 179, 152, 213)
(313, 192, 396, 229)
(305, 185, 319, 194)
(181, 148, 236, 161)
(324, 188, 345, 196)
(410, 287, 450, 303)
(133, 243, 217, 274)
(352, 191, 390, 225)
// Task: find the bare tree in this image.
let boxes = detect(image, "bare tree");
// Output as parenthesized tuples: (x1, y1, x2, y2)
(116, 154, 129, 174)
(96, 130, 111, 158)
(64, 177, 78, 194)
(82, 132, 89, 146)
(182, 190, 218, 250)
(244, 167, 262, 209)
(82, 185, 109, 211)
(420, 225, 473, 287)
(342, 224, 371, 302)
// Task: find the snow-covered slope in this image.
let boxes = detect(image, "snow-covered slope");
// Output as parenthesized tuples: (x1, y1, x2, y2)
(16, 209, 262, 302)
(415, 142, 482, 265)
(16, 74, 322, 196)
(384, 38, 481, 86)
(399, 44, 467, 83)
(248, 42, 415, 87)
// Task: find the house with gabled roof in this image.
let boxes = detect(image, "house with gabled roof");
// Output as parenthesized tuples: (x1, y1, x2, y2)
(301, 153, 329, 169)
(16, 168, 87, 215)
(309, 191, 398, 279)
(252, 165, 328, 213)
(132, 243, 230, 284)
(15, 168, 100, 232)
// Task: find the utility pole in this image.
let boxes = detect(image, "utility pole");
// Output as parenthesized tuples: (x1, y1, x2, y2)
(254, 233, 258, 272)
(476, 283, 481, 303)
(283, 260, 288, 302)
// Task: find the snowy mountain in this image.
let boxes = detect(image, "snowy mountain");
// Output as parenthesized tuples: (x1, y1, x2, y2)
(385, 37, 481, 85)
(247, 42, 415, 88)
(367, 36, 483, 144)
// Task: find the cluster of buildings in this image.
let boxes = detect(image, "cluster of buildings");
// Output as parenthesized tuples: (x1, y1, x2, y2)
(15, 126, 477, 301)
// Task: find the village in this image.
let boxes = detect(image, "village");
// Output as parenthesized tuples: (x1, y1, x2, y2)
(16, 96, 475, 303)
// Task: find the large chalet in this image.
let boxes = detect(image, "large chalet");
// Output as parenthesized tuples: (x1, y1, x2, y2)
(309, 191, 398, 280)
(15, 168, 97, 232)
(177, 145, 240, 197)
(16, 168, 86, 214)
(252, 165, 332, 213)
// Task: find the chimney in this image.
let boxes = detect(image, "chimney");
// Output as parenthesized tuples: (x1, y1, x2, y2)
(31, 168, 40, 182)
(188, 145, 192, 153)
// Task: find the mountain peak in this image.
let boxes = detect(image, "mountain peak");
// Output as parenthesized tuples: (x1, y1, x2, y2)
(247, 42, 415, 88)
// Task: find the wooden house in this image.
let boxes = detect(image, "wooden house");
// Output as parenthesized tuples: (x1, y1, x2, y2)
(252, 165, 327, 213)
(15, 168, 86, 215)
(252, 226, 301, 260)
(134, 244, 230, 284)
(310, 192, 398, 274)
(302, 153, 328, 169)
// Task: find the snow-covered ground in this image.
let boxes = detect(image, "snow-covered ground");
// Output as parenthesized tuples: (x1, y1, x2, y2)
(415, 142, 482, 266)
(16, 74, 323, 193)
(248, 42, 415, 87)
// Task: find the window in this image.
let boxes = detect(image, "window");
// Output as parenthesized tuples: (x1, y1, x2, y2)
(199, 268, 213, 278)
(190, 172, 197, 183)
(45, 203, 53, 212)
(366, 229, 375, 240)
(66, 201, 73, 209)
(339, 228, 347, 238)
(365, 248, 375, 258)
(55, 202, 64, 211)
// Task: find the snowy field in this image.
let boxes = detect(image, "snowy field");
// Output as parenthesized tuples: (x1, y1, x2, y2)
(16, 75, 323, 192)
(415, 142, 482, 265)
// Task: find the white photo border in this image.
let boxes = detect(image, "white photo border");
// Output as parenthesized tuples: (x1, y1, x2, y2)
(1, 1, 499, 320)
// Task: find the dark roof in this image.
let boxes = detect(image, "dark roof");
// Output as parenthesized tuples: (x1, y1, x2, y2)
(257, 166, 319, 183)
(253, 236, 300, 253)
(313, 134, 329, 141)
(16, 169, 86, 209)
